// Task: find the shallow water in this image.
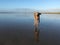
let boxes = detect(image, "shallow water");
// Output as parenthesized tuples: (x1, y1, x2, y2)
(40, 14, 60, 45)
(0, 13, 60, 45)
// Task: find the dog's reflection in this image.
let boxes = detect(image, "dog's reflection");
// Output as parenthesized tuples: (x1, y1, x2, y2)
(34, 12, 40, 42)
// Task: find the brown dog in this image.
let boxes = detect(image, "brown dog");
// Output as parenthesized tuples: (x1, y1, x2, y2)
(34, 12, 40, 27)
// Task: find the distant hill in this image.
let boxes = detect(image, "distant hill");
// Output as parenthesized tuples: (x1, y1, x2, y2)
(0, 8, 60, 14)
(0, 8, 37, 13)
(38, 9, 60, 14)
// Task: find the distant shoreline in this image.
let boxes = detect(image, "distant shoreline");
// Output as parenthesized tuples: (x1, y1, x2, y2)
(0, 12, 60, 14)
(42, 12, 60, 14)
(0, 12, 33, 13)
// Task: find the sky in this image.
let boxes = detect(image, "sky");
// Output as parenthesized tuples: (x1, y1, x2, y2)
(0, 0, 60, 10)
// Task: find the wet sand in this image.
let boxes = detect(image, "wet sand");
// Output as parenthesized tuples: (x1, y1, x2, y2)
(0, 14, 60, 45)
(0, 13, 40, 45)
